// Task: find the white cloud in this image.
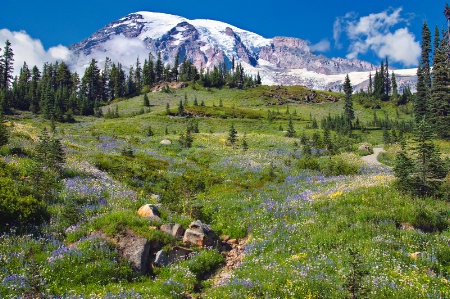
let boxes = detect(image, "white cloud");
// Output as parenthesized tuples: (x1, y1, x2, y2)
(0, 29, 73, 76)
(310, 39, 331, 52)
(334, 7, 420, 67)
(0, 29, 151, 77)
(72, 34, 150, 75)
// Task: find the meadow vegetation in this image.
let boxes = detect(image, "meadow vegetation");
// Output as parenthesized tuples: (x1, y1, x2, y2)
(1, 83, 450, 298)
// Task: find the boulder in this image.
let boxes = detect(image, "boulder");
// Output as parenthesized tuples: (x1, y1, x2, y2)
(160, 139, 172, 145)
(153, 246, 193, 267)
(160, 223, 184, 238)
(154, 250, 168, 267)
(146, 215, 162, 222)
(358, 144, 371, 153)
(183, 220, 219, 248)
(115, 229, 151, 274)
(168, 246, 193, 263)
(137, 204, 160, 218)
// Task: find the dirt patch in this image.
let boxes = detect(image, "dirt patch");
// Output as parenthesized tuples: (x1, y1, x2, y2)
(213, 236, 248, 287)
(361, 147, 385, 165)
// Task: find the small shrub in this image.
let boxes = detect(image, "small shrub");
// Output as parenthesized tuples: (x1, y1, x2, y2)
(296, 157, 320, 171)
(187, 250, 224, 280)
(320, 157, 359, 176)
(410, 207, 448, 233)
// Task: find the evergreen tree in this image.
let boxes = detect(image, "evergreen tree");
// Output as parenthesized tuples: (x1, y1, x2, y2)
(382, 126, 391, 145)
(81, 59, 101, 114)
(323, 126, 332, 152)
(343, 74, 354, 126)
(227, 122, 238, 148)
(29, 66, 41, 114)
(143, 53, 155, 86)
(100, 57, 111, 102)
(147, 126, 154, 137)
(178, 100, 184, 116)
(241, 133, 248, 151)
(134, 57, 142, 92)
(0, 40, 14, 91)
(414, 22, 432, 123)
(155, 52, 163, 83)
(285, 115, 296, 137)
(126, 66, 136, 96)
(35, 128, 65, 173)
(302, 141, 312, 156)
(256, 72, 262, 85)
(430, 28, 450, 139)
(0, 116, 8, 146)
(171, 51, 180, 82)
(394, 119, 447, 197)
(391, 72, 398, 98)
(143, 93, 150, 107)
(166, 103, 170, 115)
(179, 126, 193, 148)
(393, 141, 415, 193)
(384, 57, 390, 96)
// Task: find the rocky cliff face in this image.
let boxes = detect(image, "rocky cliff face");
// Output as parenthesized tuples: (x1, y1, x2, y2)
(69, 11, 415, 91)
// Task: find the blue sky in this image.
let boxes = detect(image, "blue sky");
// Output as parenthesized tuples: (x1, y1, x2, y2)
(0, 0, 448, 71)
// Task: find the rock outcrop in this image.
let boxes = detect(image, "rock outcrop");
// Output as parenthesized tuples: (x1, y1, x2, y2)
(160, 223, 184, 239)
(183, 220, 220, 248)
(137, 204, 161, 222)
(106, 229, 154, 274)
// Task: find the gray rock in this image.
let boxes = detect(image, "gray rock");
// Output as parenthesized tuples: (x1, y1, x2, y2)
(154, 250, 168, 267)
(358, 144, 372, 153)
(168, 246, 193, 264)
(160, 223, 184, 238)
(147, 215, 162, 222)
(115, 229, 150, 274)
(160, 139, 172, 145)
(183, 220, 219, 248)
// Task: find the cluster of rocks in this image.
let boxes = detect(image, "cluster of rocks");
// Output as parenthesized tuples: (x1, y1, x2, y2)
(151, 82, 187, 92)
(153, 220, 222, 267)
(111, 204, 228, 273)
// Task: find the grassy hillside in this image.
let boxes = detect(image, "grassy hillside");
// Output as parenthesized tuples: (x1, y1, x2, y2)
(1, 84, 449, 298)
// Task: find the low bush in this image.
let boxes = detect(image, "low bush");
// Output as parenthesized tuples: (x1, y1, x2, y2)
(296, 156, 359, 176)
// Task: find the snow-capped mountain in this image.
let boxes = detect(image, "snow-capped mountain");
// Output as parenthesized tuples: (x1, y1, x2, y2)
(69, 11, 417, 91)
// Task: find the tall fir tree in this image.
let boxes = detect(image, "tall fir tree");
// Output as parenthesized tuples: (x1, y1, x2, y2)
(285, 115, 296, 137)
(155, 52, 163, 83)
(0, 39, 14, 91)
(171, 51, 180, 82)
(391, 72, 398, 98)
(430, 28, 450, 139)
(414, 21, 432, 123)
(134, 57, 142, 92)
(343, 74, 354, 126)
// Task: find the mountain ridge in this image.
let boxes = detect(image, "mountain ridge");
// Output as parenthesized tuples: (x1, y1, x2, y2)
(69, 11, 417, 91)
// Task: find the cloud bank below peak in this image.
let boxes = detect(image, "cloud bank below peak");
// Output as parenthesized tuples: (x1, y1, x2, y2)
(0, 29, 73, 76)
(333, 7, 420, 67)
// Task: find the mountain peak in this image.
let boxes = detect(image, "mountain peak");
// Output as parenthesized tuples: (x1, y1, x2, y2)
(69, 11, 416, 91)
